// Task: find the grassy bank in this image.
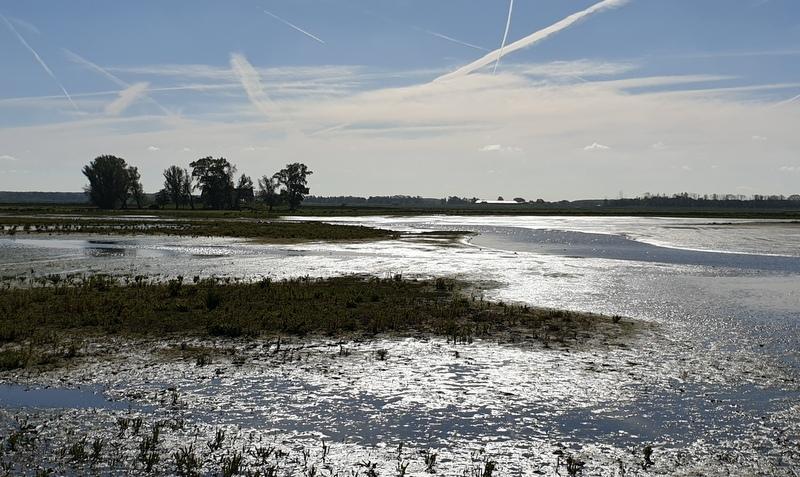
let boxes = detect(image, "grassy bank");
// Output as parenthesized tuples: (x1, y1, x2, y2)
(0, 215, 394, 242)
(0, 275, 636, 370)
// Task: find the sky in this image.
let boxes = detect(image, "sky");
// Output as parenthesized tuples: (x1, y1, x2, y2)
(1, 0, 799, 200)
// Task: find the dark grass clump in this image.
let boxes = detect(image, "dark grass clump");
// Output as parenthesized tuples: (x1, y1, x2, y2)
(0, 216, 395, 242)
(0, 275, 638, 368)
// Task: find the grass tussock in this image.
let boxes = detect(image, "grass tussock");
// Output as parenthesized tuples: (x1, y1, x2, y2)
(0, 275, 636, 368)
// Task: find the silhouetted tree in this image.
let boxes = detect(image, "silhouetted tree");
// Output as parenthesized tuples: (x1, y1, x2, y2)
(163, 165, 190, 209)
(258, 174, 280, 212)
(234, 174, 254, 208)
(189, 157, 235, 209)
(127, 166, 145, 208)
(274, 163, 312, 210)
(82, 155, 131, 209)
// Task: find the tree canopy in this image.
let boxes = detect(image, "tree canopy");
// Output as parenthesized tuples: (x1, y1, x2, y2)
(82, 154, 313, 211)
(274, 163, 313, 210)
(82, 155, 134, 209)
(189, 157, 235, 210)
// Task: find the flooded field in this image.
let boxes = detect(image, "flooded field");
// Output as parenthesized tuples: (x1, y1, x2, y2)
(1, 215, 799, 475)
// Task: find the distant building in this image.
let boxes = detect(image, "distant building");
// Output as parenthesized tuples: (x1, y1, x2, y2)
(475, 199, 524, 205)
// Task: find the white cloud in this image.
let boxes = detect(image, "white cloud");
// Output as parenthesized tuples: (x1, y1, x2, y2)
(105, 82, 150, 116)
(651, 141, 667, 150)
(182, 147, 192, 152)
(583, 142, 611, 151)
(779, 165, 799, 172)
(147, 145, 160, 151)
(751, 135, 768, 141)
(681, 165, 693, 171)
(0, 154, 19, 161)
(480, 144, 522, 152)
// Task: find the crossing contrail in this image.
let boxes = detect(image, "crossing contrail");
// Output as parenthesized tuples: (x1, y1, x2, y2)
(493, 0, 514, 74)
(263, 9, 325, 44)
(64, 49, 172, 116)
(1, 13, 79, 111)
(435, 0, 631, 82)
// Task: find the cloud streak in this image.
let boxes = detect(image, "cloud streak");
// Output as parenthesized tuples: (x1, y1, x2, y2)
(230, 53, 272, 117)
(1, 14, 79, 111)
(105, 82, 150, 116)
(263, 9, 325, 44)
(436, 0, 631, 82)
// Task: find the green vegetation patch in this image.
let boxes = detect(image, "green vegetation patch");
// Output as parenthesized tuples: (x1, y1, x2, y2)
(0, 275, 637, 369)
(0, 216, 394, 241)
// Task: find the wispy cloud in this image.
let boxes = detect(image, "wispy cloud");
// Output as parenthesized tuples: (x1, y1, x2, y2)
(651, 141, 667, 150)
(436, 0, 631, 81)
(263, 9, 325, 44)
(0, 14, 79, 111)
(7, 16, 39, 35)
(751, 135, 768, 141)
(64, 49, 172, 116)
(773, 92, 800, 107)
(515, 60, 637, 78)
(147, 145, 160, 152)
(480, 144, 522, 152)
(229, 53, 273, 117)
(584, 142, 611, 151)
(0, 154, 19, 161)
(105, 82, 150, 116)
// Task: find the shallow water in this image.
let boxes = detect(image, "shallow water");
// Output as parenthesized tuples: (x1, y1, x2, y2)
(0, 384, 130, 410)
(1, 215, 799, 474)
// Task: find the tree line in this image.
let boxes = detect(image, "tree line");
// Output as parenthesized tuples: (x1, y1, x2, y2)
(82, 155, 312, 210)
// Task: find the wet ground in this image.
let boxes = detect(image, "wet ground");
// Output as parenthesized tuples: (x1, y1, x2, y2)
(1, 215, 799, 475)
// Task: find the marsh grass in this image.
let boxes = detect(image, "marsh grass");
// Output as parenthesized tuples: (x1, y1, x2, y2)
(0, 275, 637, 370)
(0, 216, 394, 242)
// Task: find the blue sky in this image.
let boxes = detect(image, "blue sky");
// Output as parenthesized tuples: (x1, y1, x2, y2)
(1, 0, 799, 198)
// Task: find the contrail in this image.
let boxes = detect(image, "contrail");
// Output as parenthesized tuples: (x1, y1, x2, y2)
(493, 0, 514, 74)
(420, 29, 489, 52)
(230, 52, 273, 117)
(64, 49, 172, 116)
(263, 9, 325, 44)
(332, 3, 488, 52)
(63, 48, 127, 88)
(1, 13, 79, 111)
(435, 0, 631, 82)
